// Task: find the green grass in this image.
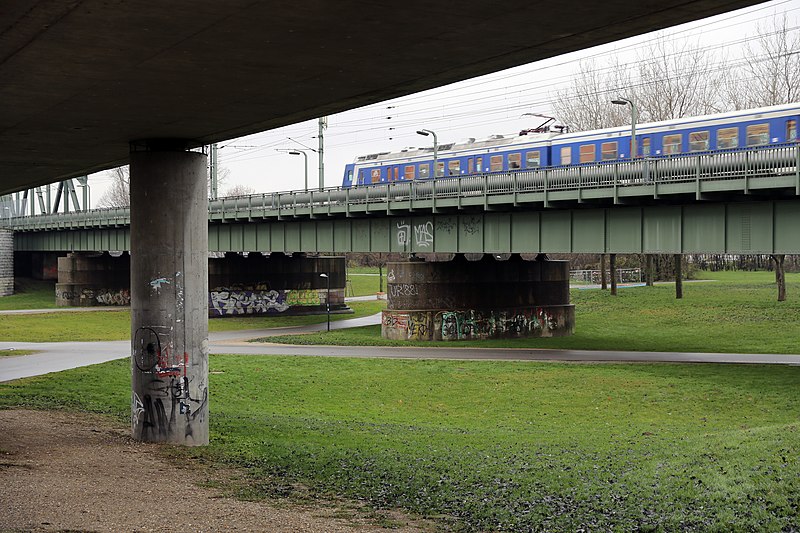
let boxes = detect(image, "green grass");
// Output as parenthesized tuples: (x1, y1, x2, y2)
(259, 272, 800, 354)
(0, 278, 58, 310)
(2, 356, 798, 531)
(347, 270, 384, 296)
(0, 349, 37, 357)
(0, 300, 384, 343)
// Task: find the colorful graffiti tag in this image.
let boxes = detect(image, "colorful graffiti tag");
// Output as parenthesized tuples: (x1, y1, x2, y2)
(382, 306, 573, 341)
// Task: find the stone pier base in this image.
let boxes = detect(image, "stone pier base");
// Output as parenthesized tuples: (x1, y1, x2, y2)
(382, 254, 574, 341)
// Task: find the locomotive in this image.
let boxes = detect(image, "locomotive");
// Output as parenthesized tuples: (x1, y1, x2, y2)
(341, 103, 800, 188)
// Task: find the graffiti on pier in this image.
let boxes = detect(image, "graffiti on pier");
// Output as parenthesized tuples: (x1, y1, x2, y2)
(389, 283, 420, 298)
(95, 289, 130, 305)
(149, 276, 171, 293)
(209, 289, 290, 316)
(397, 221, 411, 248)
(382, 306, 570, 341)
(285, 289, 323, 307)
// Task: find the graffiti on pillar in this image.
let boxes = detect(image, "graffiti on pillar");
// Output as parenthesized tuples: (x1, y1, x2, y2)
(414, 221, 434, 248)
(133, 326, 187, 377)
(440, 311, 461, 340)
(134, 376, 208, 442)
(149, 276, 171, 293)
(382, 311, 430, 341)
(387, 269, 396, 283)
(438, 217, 456, 234)
(397, 221, 411, 248)
(209, 290, 290, 316)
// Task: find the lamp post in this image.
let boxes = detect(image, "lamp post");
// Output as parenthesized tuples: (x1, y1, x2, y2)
(611, 97, 638, 159)
(288, 150, 309, 191)
(416, 129, 438, 178)
(319, 272, 330, 331)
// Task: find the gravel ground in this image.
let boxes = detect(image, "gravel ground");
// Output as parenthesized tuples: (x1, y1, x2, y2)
(0, 409, 429, 532)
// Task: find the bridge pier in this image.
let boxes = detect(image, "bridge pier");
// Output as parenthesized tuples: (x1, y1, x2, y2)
(0, 229, 13, 296)
(382, 254, 574, 341)
(129, 141, 208, 445)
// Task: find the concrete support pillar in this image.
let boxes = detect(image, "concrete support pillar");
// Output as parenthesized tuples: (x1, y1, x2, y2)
(600, 254, 608, 290)
(645, 254, 654, 287)
(130, 141, 208, 446)
(0, 229, 13, 296)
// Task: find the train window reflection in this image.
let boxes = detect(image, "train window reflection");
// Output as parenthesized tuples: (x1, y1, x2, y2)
(435, 162, 445, 178)
(689, 131, 709, 152)
(788, 120, 797, 142)
(746, 124, 769, 146)
(601, 142, 618, 160)
(525, 151, 540, 168)
(508, 153, 521, 169)
(477, 157, 484, 172)
(663, 134, 682, 155)
(404, 165, 415, 180)
(560, 147, 571, 165)
(490, 155, 503, 172)
(419, 164, 430, 179)
(370, 169, 381, 183)
(717, 127, 738, 149)
(641, 137, 651, 156)
(579, 144, 595, 163)
(448, 160, 460, 175)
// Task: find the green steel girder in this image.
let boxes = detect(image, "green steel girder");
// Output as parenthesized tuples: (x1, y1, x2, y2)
(14, 199, 800, 254)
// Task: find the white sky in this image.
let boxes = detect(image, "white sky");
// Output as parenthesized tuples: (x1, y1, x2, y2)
(86, 0, 800, 203)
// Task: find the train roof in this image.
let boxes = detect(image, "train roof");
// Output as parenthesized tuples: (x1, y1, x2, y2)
(353, 131, 560, 163)
(552, 102, 800, 143)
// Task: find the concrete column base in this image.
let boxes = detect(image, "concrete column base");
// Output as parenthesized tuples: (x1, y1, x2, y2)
(0, 229, 13, 297)
(382, 254, 574, 341)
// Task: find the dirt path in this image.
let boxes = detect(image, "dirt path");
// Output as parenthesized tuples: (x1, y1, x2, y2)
(0, 409, 428, 532)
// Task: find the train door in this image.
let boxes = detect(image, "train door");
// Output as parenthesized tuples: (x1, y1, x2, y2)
(640, 137, 651, 157)
(468, 158, 475, 174)
(394, 167, 400, 181)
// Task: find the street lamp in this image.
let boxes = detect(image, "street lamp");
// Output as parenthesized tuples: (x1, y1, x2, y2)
(288, 150, 309, 191)
(416, 129, 438, 178)
(611, 97, 638, 158)
(319, 272, 330, 332)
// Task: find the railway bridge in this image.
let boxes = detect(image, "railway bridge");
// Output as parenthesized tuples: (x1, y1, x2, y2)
(0, 0, 770, 445)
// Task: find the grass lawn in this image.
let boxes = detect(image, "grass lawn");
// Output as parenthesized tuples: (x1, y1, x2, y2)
(0, 301, 384, 343)
(0, 278, 58, 310)
(1, 356, 798, 531)
(258, 271, 800, 354)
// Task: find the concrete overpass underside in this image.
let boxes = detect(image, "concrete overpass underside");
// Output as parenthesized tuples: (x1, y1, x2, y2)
(2, 0, 765, 193)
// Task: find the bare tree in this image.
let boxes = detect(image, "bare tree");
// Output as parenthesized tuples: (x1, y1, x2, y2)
(552, 58, 631, 131)
(738, 14, 800, 108)
(224, 183, 256, 197)
(96, 166, 130, 208)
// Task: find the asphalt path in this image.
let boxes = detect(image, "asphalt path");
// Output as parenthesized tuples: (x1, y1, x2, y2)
(1, 311, 798, 383)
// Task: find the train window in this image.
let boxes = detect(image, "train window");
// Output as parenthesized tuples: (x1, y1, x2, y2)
(787, 120, 797, 142)
(663, 134, 682, 155)
(508, 153, 522, 169)
(717, 127, 738, 149)
(746, 124, 769, 146)
(689, 131, 710, 152)
(641, 137, 651, 156)
(370, 169, 381, 183)
(490, 155, 503, 172)
(404, 166, 415, 180)
(560, 147, 571, 165)
(477, 156, 485, 172)
(468, 158, 475, 174)
(435, 162, 445, 178)
(419, 164, 430, 179)
(601, 142, 618, 160)
(525, 151, 540, 168)
(358, 170, 365, 185)
(448, 160, 460, 175)
(579, 144, 595, 163)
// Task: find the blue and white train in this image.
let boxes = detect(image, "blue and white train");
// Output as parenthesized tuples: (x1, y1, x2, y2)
(341, 103, 800, 187)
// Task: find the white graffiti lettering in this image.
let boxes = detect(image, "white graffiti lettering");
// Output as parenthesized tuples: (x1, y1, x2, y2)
(414, 221, 434, 248)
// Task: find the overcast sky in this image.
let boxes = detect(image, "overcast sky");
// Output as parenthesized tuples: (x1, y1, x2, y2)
(86, 0, 800, 203)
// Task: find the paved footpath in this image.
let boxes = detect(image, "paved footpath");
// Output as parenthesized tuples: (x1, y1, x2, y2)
(1, 311, 798, 383)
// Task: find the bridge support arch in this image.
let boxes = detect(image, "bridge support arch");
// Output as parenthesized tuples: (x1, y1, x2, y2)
(130, 141, 208, 445)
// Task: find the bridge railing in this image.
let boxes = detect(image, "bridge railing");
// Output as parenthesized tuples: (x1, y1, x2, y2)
(7, 143, 799, 230)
